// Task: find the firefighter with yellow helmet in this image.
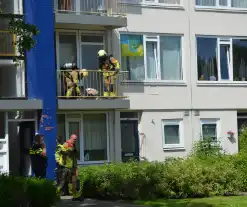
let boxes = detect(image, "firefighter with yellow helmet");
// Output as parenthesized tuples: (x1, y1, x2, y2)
(97, 50, 120, 97)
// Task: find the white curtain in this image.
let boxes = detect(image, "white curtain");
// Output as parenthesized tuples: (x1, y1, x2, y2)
(160, 36, 182, 80)
(232, 0, 247, 8)
(59, 33, 77, 67)
(83, 114, 107, 151)
(122, 56, 145, 81)
(146, 41, 158, 80)
(196, 0, 216, 6)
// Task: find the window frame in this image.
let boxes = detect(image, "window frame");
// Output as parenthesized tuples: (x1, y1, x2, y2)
(200, 119, 220, 141)
(55, 30, 106, 71)
(196, 36, 247, 83)
(57, 111, 110, 164)
(120, 32, 184, 83)
(162, 119, 184, 150)
(195, 0, 247, 10)
(141, 0, 183, 7)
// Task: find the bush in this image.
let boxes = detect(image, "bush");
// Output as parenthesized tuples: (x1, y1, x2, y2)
(0, 174, 58, 207)
(79, 158, 243, 200)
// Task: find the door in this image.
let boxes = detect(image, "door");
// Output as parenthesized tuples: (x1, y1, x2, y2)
(0, 113, 8, 173)
(121, 120, 139, 162)
(19, 121, 35, 177)
(66, 119, 81, 161)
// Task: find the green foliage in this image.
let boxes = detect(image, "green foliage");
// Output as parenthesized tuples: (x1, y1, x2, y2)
(0, 174, 58, 207)
(0, 10, 39, 62)
(8, 17, 39, 61)
(191, 138, 224, 158)
(78, 158, 242, 200)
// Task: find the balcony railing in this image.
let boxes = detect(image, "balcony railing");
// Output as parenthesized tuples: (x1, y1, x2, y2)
(54, 0, 126, 17)
(57, 70, 129, 99)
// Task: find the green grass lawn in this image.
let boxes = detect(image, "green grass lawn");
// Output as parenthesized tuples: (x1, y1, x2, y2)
(134, 196, 247, 207)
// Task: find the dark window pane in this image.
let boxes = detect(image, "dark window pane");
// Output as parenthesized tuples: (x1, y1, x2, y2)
(120, 112, 138, 118)
(202, 124, 217, 141)
(197, 37, 218, 81)
(57, 114, 66, 143)
(81, 35, 103, 43)
(220, 44, 230, 80)
(233, 39, 247, 81)
(0, 112, 5, 138)
(196, 0, 216, 6)
(164, 125, 180, 144)
(8, 111, 34, 119)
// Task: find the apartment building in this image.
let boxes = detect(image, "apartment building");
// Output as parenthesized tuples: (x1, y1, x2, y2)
(0, 0, 247, 179)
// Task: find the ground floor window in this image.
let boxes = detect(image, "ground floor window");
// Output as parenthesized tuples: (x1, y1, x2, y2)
(200, 119, 220, 141)
(162, 119, 184, 149)
(57, 112, 108, 163)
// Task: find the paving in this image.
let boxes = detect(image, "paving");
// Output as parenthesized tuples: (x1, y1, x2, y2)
(56, 196, 147, 207)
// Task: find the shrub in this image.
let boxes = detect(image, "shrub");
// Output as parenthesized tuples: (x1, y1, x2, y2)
(79, 158, 242, 200)
(0, 174, 58, 207)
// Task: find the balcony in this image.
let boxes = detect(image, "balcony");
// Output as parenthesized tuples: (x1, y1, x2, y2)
(54, 0, 127, 29)
(56, 69, 130, 109)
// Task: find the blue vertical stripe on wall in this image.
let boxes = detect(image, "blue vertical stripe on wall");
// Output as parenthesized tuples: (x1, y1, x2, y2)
(24, 0, 57, 179)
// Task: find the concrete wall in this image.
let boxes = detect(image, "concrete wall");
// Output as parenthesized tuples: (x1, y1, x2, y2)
(112, 2, 247, 111)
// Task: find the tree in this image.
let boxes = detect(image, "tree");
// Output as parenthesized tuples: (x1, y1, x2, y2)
(0, 10, 39, 62)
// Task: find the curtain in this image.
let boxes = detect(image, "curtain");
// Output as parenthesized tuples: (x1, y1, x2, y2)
(83, 114, 107, 161)
(197, 37, 218, 80)
(196, 0, 216, 6)
(232, 0, 247, 8)
(219, 0, 228, 5)
(146, 41, 158, 80)
(122, 56, 145, 81)
(160, 36, 182, 80)
(59, 33, 77, 67)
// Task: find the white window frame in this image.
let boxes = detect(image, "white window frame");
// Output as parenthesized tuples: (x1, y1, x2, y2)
(162, 119, 184, 149)
(196, 36, 247, 83)
(142, 0, 182, 7)
(56, 30, 106, 70)
(58, 111, 110, 164)
(195, 0, 247, 10)
(200, 119, 220, 141)
(120, 33, 184, 83)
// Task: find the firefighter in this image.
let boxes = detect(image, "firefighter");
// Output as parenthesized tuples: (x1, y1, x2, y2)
(97, 50, 120, 97)
(56, 134, 83, 201)
(61, 63, 88, 98)
(55, 136, 70, 195)
(30, 133, 47, 178)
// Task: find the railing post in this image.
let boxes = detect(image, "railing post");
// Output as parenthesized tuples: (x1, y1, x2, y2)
(75, 0, 80, 14)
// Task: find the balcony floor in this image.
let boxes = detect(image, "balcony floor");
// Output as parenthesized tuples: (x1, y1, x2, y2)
(55, 12, 127, 29)
(57, 99, 130, 110)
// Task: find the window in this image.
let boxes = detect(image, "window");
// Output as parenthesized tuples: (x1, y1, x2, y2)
(200, 119, 219, 141)
(0, 0, 23, 14)
(162, 119, 184, 149)
(196, 0, 247, 9)
(83, 114, 108, 162)
(56, 113, 108, 162)
(58, 32, 77, 68)
(197, 37, 247, 82)
(121, 0, 181, 6)
(121, 34, 183, 81)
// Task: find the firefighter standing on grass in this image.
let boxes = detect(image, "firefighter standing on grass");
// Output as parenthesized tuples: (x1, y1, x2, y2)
(56, 134, 83, 201)
(98, 50, 120, 97)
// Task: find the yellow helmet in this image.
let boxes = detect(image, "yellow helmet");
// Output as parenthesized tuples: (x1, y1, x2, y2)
(98, 50, 107, 57)
(80, 69, 88, 77)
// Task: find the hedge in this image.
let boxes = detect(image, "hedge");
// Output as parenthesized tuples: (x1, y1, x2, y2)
(78, 133, 247, 201)
(78, 158, 243, 200)
(0, 175, 58, 207)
